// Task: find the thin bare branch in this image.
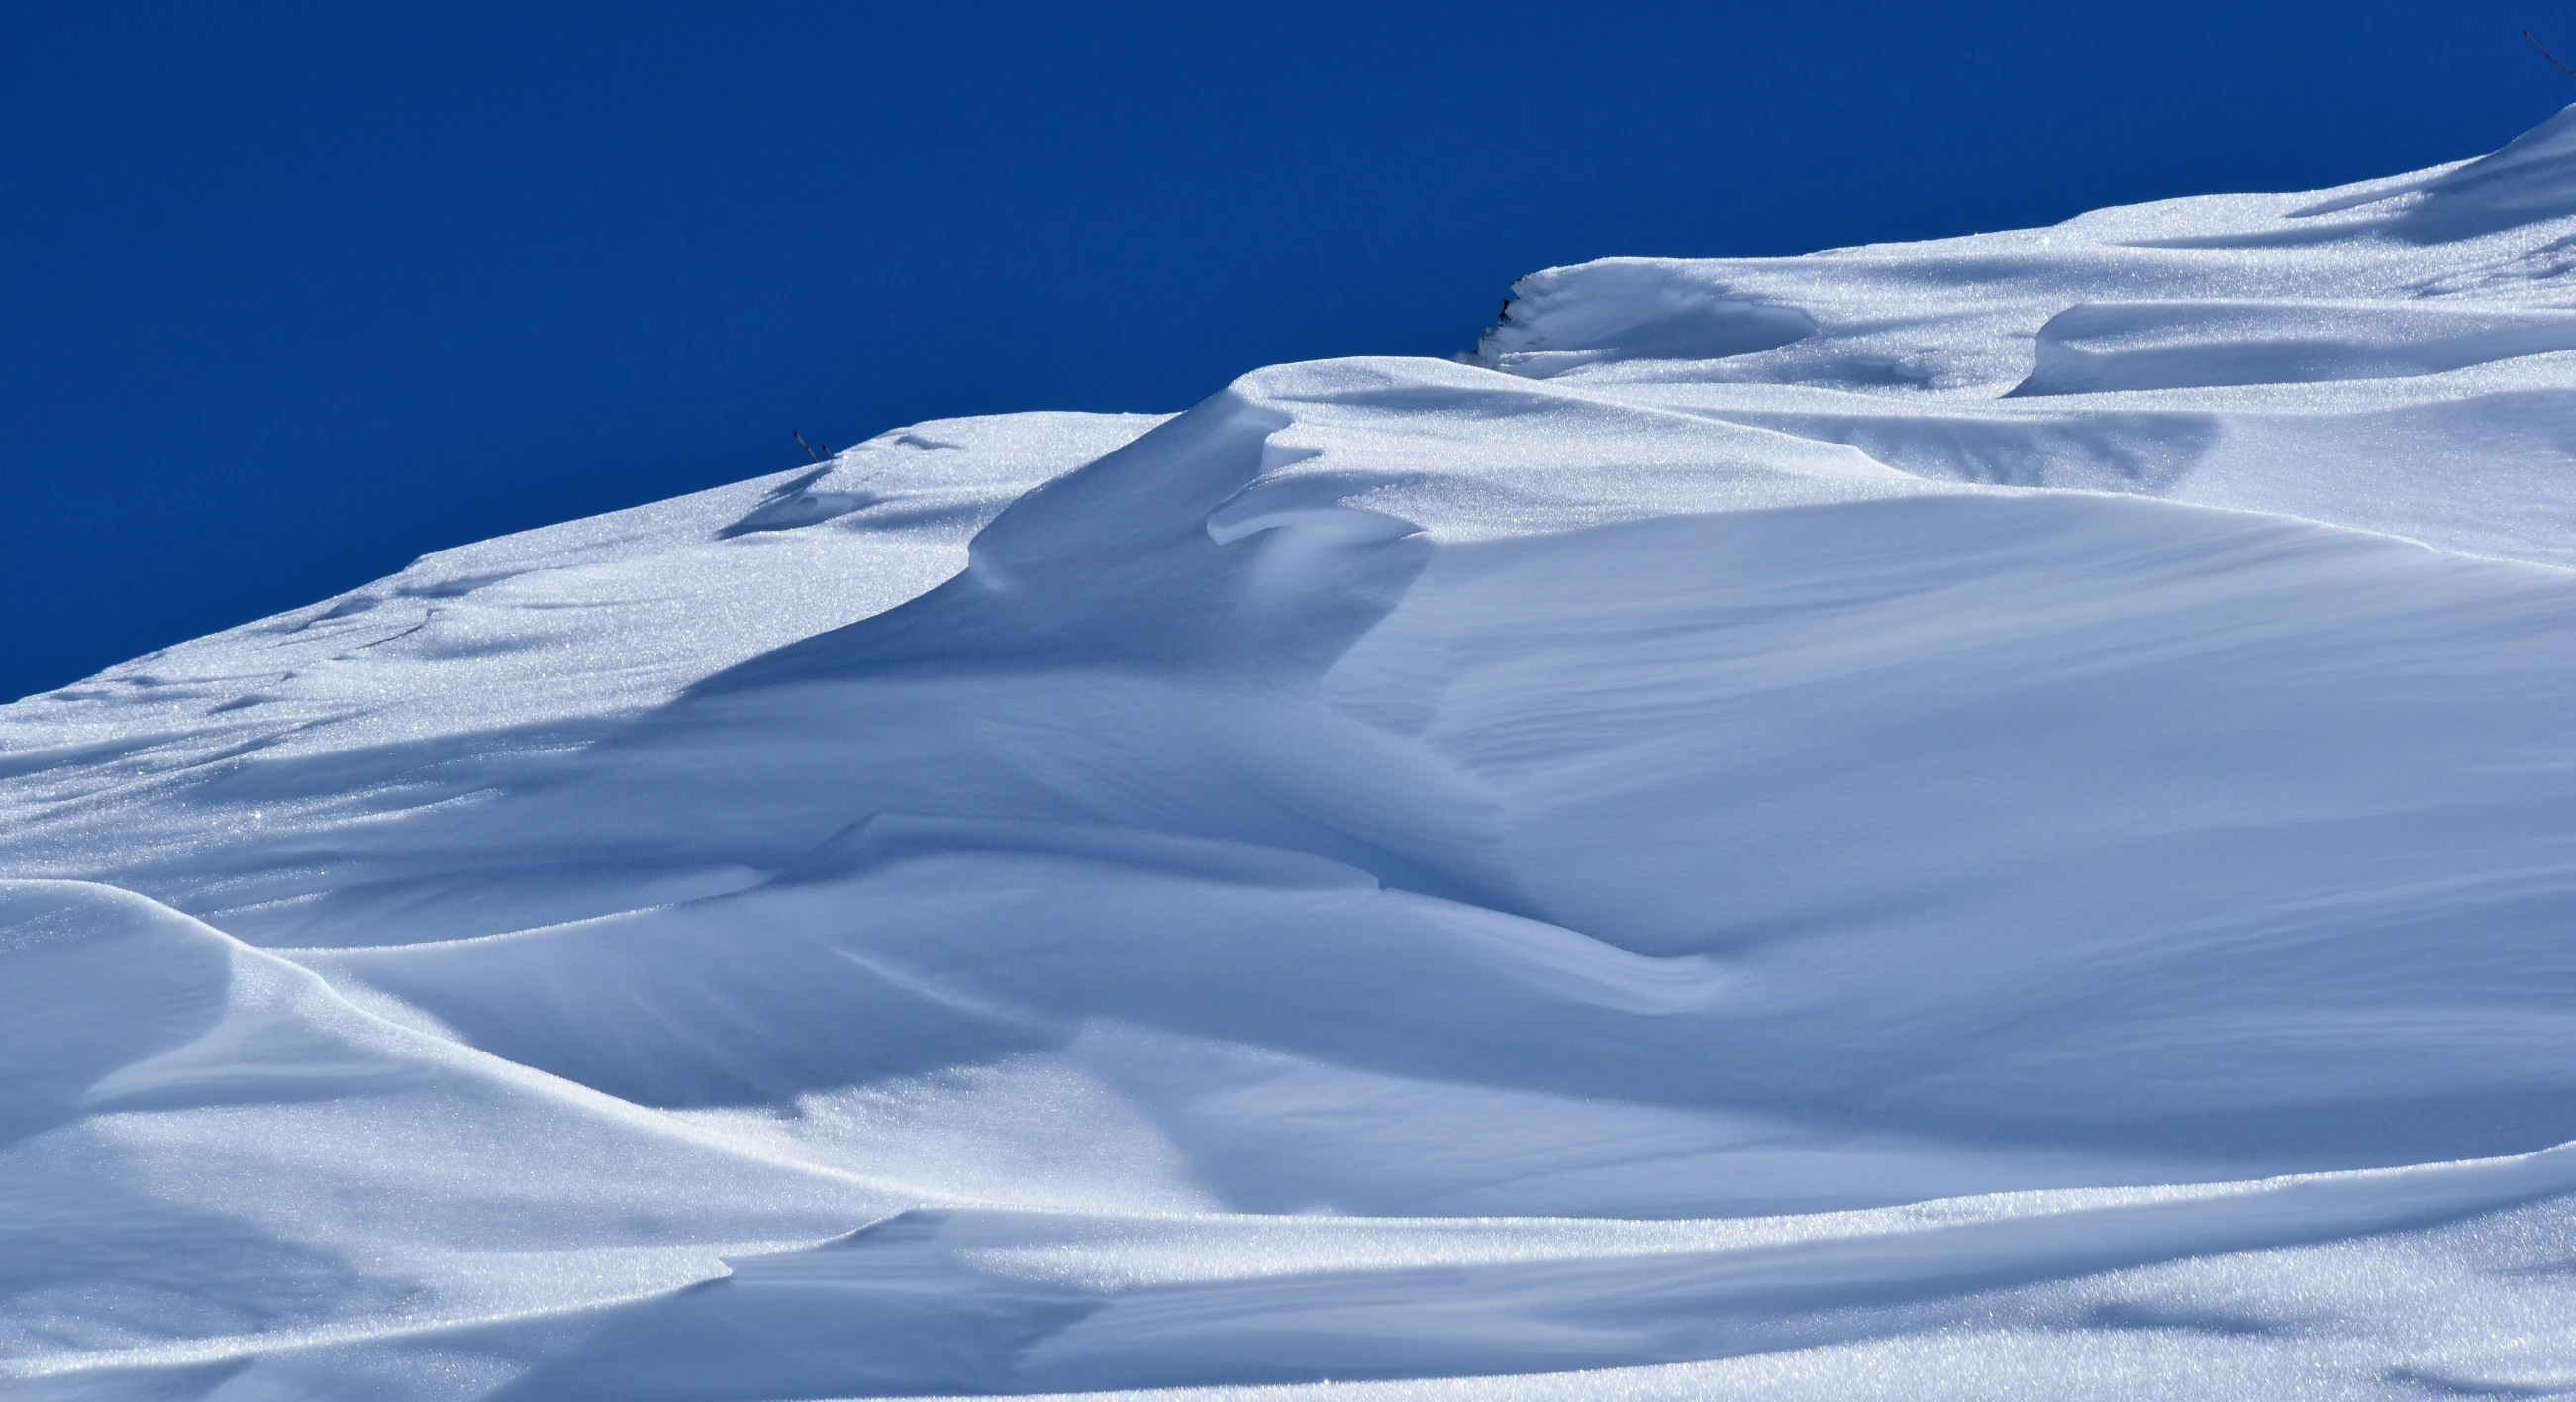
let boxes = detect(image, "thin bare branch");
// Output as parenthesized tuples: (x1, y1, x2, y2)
(2526, 30, 2576, 83)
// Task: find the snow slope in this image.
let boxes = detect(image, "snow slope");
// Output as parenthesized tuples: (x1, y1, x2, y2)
(15, 108, 2576, 1400)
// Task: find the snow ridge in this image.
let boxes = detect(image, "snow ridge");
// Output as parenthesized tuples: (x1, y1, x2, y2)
(16, 108, 2576, 1400)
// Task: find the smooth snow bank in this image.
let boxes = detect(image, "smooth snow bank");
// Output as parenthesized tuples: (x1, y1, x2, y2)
(0, 881, 886, 1385)
(16, 107, 2576, 1401)
(2011, 300, 2576, 395)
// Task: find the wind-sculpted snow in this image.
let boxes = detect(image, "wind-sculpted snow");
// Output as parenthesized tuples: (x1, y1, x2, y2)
(14, 113, 2576, 1402)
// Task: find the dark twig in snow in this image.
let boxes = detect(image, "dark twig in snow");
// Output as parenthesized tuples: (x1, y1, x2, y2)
(794, 431, 829, 463)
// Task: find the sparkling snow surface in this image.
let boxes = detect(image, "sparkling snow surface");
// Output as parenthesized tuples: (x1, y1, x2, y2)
(15, 111, 2576, 1400)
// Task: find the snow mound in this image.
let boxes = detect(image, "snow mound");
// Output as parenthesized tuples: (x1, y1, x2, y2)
(18, 106, 2576, 1401)
(2010, 300, 2576, 395)
(1470, 261, 1818, 377)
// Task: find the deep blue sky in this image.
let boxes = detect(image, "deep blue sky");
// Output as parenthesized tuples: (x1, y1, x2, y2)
(1, 1, 2562, 700)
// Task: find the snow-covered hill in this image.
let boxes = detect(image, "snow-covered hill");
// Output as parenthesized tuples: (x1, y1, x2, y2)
(16, 109, 2576, 1402)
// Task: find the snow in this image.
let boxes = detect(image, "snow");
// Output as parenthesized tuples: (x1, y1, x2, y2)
(14, 110, 2576, 1401)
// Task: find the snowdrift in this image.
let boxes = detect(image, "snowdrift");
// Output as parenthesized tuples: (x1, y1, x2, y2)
(16, 107, 2576, 1400)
